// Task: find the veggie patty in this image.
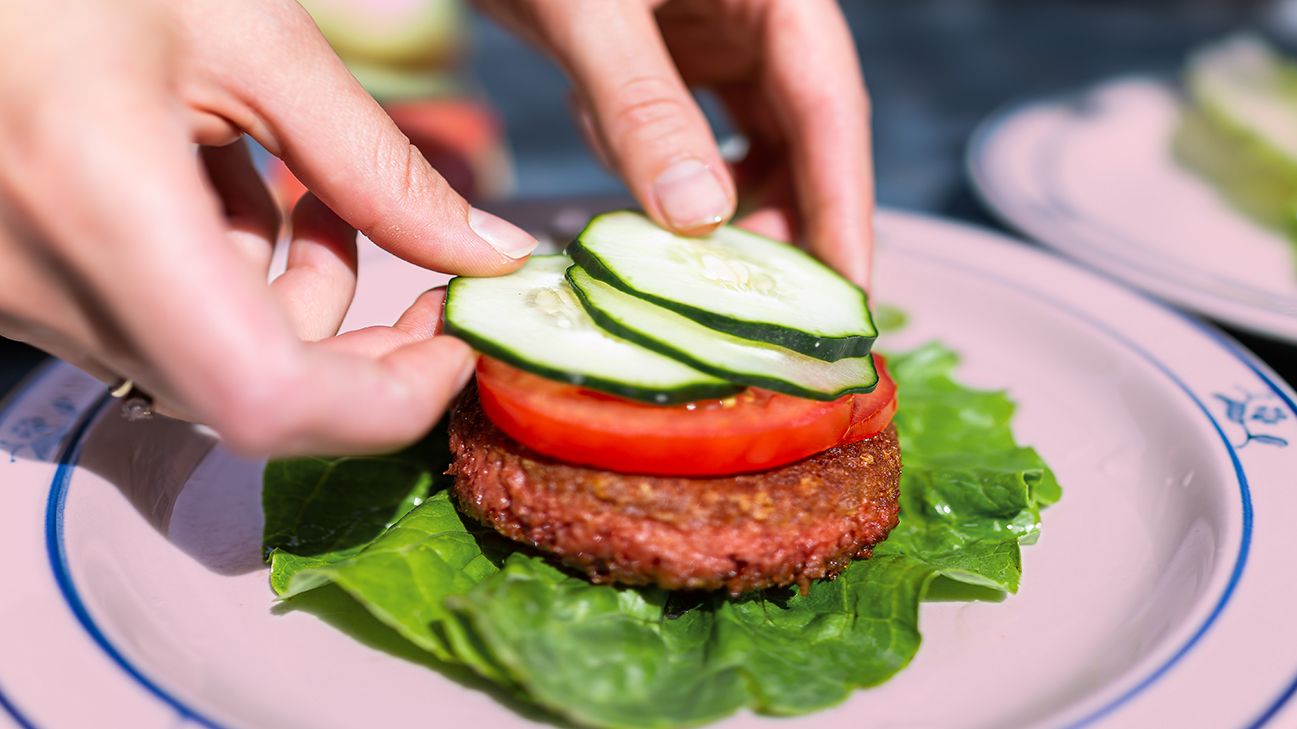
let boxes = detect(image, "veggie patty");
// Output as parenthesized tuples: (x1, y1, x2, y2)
(448, 386, 902, 595)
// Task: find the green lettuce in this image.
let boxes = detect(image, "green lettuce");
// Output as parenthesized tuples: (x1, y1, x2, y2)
(263, 343, 1059, 728)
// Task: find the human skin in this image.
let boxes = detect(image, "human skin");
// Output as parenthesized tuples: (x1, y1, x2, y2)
(0, 0, 872, 456)
(481, 0, 875, 282)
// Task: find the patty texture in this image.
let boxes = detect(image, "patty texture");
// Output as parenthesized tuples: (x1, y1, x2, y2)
(448, 387, 902, 595)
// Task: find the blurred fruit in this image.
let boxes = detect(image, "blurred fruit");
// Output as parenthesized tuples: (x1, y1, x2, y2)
(299, 0, 464, 70)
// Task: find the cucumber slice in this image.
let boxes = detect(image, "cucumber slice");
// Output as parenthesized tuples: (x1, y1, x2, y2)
(1175, 35, 1297, 242)
(568, 211, 876, 362)
(567, 264, 878, 400)
(443, 255, 738, 404)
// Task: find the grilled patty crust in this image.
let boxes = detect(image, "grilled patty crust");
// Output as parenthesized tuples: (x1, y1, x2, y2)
(448, 387, 902, 594)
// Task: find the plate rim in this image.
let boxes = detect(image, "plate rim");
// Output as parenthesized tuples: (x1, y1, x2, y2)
(3, 209, 1296, 729)
(965, 73, 1297, 343)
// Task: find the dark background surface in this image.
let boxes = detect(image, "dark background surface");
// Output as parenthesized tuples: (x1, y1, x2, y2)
(3, 0, 1294, 399)
(484, 0, 1280, 214)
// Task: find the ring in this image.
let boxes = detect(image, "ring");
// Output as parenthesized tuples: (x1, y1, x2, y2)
(109, 378, 155, 422)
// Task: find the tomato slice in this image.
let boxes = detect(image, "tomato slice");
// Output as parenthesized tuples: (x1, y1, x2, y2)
(473, 355, 897, 476)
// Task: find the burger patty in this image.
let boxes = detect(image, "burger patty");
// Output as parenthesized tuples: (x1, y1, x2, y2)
(447, 387, 902, 595)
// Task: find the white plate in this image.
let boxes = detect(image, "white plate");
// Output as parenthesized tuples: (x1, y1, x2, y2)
(968, 75, 1297, 342)
(3, 208, 1297, 729)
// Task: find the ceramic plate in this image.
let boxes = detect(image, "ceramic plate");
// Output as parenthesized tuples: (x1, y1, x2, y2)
(3, 207, 1297, 729)
(968, 75, 1297, 342)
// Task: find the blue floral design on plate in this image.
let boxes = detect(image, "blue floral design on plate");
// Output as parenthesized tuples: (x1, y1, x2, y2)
(1215, 390, 1290, 449)
(0, 395, 77, 463)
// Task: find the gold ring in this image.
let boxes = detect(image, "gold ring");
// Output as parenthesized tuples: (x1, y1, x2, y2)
(109, 378, 154, 421)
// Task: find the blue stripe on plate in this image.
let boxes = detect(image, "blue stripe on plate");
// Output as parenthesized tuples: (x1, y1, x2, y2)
(0, 363, 58, 729)
(44, 393, 228, 729)
(1249, 686, 1297, 729)
(891, 244, 1257, 725)
(972, 105, 1297, 722)
(1193, 325, 1297, 729)
(895, 245, 1254, 726)
(0, 683, 39, 729)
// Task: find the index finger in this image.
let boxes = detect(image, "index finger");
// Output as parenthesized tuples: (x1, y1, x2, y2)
(212, 3, 537, 274)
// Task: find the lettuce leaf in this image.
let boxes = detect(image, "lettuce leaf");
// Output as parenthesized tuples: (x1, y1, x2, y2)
(263, 342, 1058, 728)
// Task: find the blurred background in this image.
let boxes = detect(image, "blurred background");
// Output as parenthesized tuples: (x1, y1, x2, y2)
(2, 0, 1292, 395)
(480, 0, 1279, 214)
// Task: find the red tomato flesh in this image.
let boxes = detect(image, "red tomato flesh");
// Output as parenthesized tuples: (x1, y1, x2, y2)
(473, 356, 897, 476)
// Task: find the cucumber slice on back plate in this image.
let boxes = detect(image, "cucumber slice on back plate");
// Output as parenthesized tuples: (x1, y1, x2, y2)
(443, 255, 738, 404)
(1176, 35, 1297, 241)
(568, 211, 876, 361)
(567, 265, 878, 400)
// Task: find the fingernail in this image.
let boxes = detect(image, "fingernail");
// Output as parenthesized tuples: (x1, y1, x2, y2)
(652, 158, 731, 231)
(469, 208, 538, 260)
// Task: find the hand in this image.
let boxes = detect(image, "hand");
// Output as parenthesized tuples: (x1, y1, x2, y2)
(480, 0, 874, 285)
(0, 0, 538, 456)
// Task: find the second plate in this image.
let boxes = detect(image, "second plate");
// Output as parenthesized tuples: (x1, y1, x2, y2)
(969, 75, 1297, 342)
